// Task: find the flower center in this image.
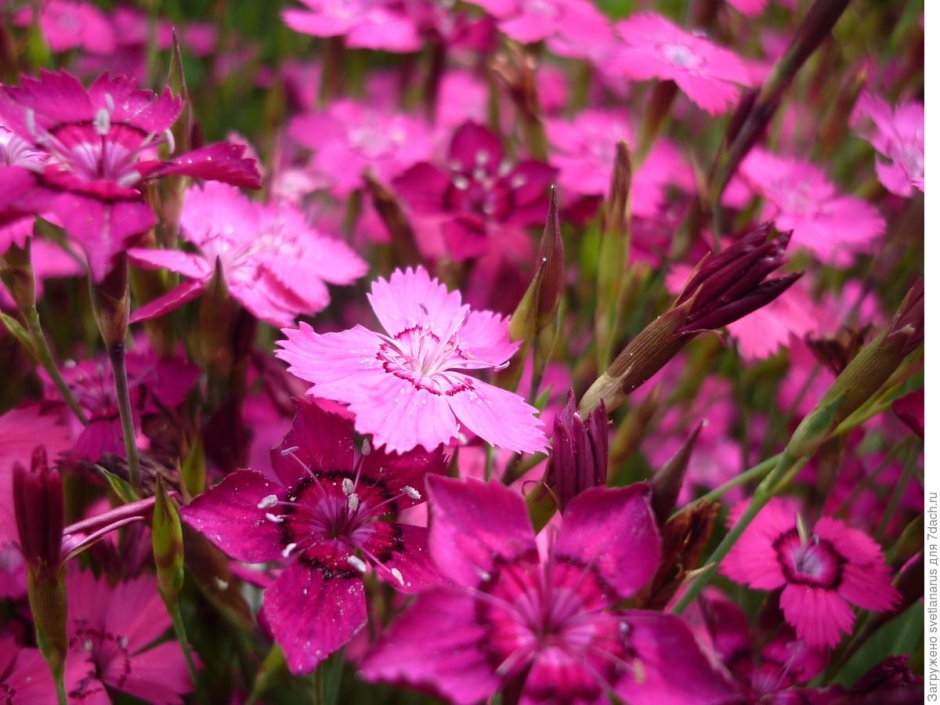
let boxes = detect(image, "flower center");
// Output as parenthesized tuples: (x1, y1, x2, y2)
(774, 529, 844, 588)
(70, 625, 132, 687)
(661, 43, 701, 68)
(376, 326, 473, 396)
(474, 556, 635, 700)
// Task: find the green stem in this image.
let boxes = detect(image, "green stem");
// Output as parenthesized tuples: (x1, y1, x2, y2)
(167, 600, 201, 704)
(678, 454, 780, 512)
(24, 305, 89, 425)
(875, 443, 920, 541)
(54, 672, 67, 705)
(108, 343, 142, 493)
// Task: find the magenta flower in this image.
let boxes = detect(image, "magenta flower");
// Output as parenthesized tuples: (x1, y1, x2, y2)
(47, 350, 198, 462)
(721, 499, 901, 648)
(289, 99, 431, 198)
(129, 183, 366, 326)
(183, 400, 447, 674)
(852, 92, 924, 197)
(607, 13, 754, 115)
(282, 0, 422, 53)
(362, 476, 739, 705)
(277, 267, 547, 454)
(0, 70, 261, 280)
(13, 1, 116, 55)
(394, 121, 556, 261)
(732, 148, 885, 266)
(0, 638, 63, 704)
(466, 0, 611, 51)
(66, 571, 194, 705)
(544, 109, 691, 219)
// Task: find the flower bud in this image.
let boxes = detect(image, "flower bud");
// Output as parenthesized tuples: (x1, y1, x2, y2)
(787, 280, 923, 458)
(650, 421, 704, 524)
(13, 447, 62, 574)
(92, 253, 130, 350)
(544, 392, 608, 513)
(152, 477, 185, 604)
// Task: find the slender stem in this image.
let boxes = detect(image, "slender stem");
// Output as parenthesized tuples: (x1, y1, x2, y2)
(24, 305, 89, 425)
(167, 600, 202, 705)
(54, 672, 67, 705)
(109, 342, 141, 493)
(875, 443, 920, 541)
(676, 454, 780, 513)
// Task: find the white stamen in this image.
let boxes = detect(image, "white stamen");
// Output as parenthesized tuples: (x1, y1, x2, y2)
(257, 494, 278, 509)
(402, 485, 421, 501)
(342, 478, 355, 495)
(280, 445, 300, 456)
(453, 175, 469, 190)
(116, 170, 141, 188)
(265, 512, 284, 524)
(390, 568, 405, 585)
(104, 93, 115, 112)
(477, 568, 491, 581)
(347, 555, 367, 573)
(510, 173, 527, 188)
(347, 493, 360, 512)
(498, 159, 512, 176)
(94, 107, 111, 136)
(475, 150, 490, 165)
(282, 542, 297, 558)
(83, 639, 94, 652)
(214, 577, 229, 591)
(360, 438, 371, 456)
(118, 636, 129, 649)
(164, 128, 176, 155)
(25, 109, 37, 137)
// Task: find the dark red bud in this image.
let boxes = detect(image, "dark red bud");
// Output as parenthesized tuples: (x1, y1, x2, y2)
(545, 392, 608, 512)
(13, 446, 63, 571)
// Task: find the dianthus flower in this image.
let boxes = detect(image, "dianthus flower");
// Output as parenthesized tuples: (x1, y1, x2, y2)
(129, 183, 365, 326)
(544, 109, 691, 218)
(607, 13, 754, 115)
(852, 92, 924, 197)
(66, 571, 194, 705)
(721, 498, 900, 648)
(277, 267, 548, 454)
(0, 70, 260, 280)
(466, 0, 611, 51)
(282, 0, 423, 53)
(394, 121, 556, 261)
(183, 400, 447, 673)
(362, 477, 740, 705)
(733, 148, 885, 266)
(13, 1, 116, 55)
(289, 99, 431, 198)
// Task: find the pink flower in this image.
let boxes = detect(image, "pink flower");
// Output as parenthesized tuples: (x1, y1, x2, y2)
(277, 267, 548, 454)
(282, 0, 423, 53)
(852, 92, 924, 197)
(129, 183, 365, 326)
(732, 148, 885, 265)
(607, 13, 754, 115)
(362, 476, 739, 705)
(394, 121, 556, 261)
(721, 499, 900, 648)
(727, 0, 769, 17)
(183, 400, 447, 674)
(0, 71, 261, 280)
(545, 109, 692, 218)
(289, 99, 431, 198)
(467, 0, 611, 53)
(66, 571, 194, 705)
(0, 638, 62, 704)
(13, 1, 116, 55)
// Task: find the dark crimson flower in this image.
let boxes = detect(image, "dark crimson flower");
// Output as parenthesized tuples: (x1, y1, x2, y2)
(182, 400, 448, 674)
(394, 121, 556, 261)
(0, 71, 261, 280)
(362, 476, 740, 705)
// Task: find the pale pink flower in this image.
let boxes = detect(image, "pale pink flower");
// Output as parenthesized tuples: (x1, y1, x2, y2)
(545, 109, 692, 218)
(608, 13, 754, 115)
(282, 0, 423, 53)
(467, 0, 612, 55)
(289, 99, 431, 198)
(14, 1, 116, 55)
(277, 267, 547, 454)
(852, 92, 924, 197)
(733, 148, 886, 265)
(722, 498, 900, 648)
(129, 183, 366, 326)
